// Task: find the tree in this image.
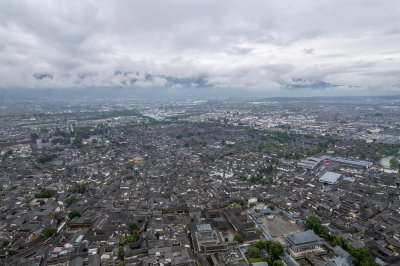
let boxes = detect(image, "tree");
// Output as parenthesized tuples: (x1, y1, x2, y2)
(248, 246, 261, 258)
(35, 188, 55, 198)
(75, 185, 86, 194)
(128, 222, 138, 233)
(272, 260, 284, 266)
(127, 161, 134, 170)
(31, 132, 39, 143)
(251, 240, 268, 249)
(268, 176, 274, 184)
(352, 248, 379, 266)
(299, 259, 308, 266)
(68, 210, 81, 219)
(73, 137, 83, 148)
(206, 254, 214, 265)
(37, 154, 53, 163)
(372, 153, 382, 161)
(269, 242, 284, 259)
(263, 256, 273, 265)
(119, 245, 124, 260)
(121, 230, 140, 244)
(306, 216, 323, 234)
(234, 234, 244, 243)
(306, 217, 378, 266)
(306, 216, 331, 241)
(43, 227, 57, 237)
(68, 185, 86, 194)
(390, 158, 400, 170)
(65, 196, 79, 206)
(2, 239, 9, 248)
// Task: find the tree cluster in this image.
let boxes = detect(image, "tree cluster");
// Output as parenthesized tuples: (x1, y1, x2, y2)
(247, 240, 284, 264)
(306, 216, 379, 266)
(68, 210, 82, 219)
(43, 227, 57, 237)
(68, 185, 86, 194)
(65, 196, 79, 207)
(36, 154, 53, 164)
(35, 188, 55, 198)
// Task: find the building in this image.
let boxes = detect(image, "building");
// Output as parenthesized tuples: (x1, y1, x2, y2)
(191, 224, 230, 253)
(330, 156, 372, 169)
(285, 230, 326, 258)
(297, 157, 322, 170)
(319, 172, 342, 185)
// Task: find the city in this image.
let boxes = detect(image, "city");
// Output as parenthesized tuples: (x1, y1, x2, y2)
(1, 0, 399, 265)
(0, 96, 399, 265)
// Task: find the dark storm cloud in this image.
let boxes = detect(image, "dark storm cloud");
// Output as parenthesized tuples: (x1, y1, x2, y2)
(0, 0, 399, 94)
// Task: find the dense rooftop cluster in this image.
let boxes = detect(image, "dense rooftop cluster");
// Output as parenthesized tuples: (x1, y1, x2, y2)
(0, 97, 399, 265)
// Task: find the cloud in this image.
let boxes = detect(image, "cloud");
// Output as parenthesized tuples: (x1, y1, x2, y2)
(303, 48, 315, 54)
(33, 73, 54, 80)
(286, 79, 342, 90)
(0, 0, 399, 95)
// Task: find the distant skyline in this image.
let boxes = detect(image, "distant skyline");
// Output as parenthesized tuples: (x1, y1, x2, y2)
(0, 0, 399, 96)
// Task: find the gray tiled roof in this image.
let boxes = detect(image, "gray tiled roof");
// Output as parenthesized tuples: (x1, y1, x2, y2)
(286, 230, 325, 249)
(196, 224, 212, 231)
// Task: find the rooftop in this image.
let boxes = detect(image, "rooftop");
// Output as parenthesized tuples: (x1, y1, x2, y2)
(319, 172, 342, 184)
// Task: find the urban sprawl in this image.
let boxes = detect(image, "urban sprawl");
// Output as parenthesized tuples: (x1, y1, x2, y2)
(1, 97, 400, 266)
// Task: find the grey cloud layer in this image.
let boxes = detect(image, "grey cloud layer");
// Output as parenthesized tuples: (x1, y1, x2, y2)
(0, 0, 399, 93)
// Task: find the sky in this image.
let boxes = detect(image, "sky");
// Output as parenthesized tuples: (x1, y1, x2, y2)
(0, 0, 399, 97)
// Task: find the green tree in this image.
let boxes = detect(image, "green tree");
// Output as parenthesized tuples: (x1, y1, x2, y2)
(234, 234, 244, 243)
(299, 259, 308, 266)
(272, 260, 284, 266)
(372, 153, 382, 161)
(68, 210, 81, 219)
(65, 196, 79, 207)
(306, 216, 323, 234)
(352, 248, 379, 266)
(270, 242, 284, 259)
(306, 216, 331, 241)
(390, 158, 400, 169)
(31, 132, 39, 143)
(251, 240, 268, 249)
(37, 154, 53, 163)
(263, 255, 273, 265)
(128, 222, 138, 233)
(119, 245, 124, 260)
(127, 161, 134, 170)
(206, 254, 214, 265)
(249, 258, 264, 263)
(43, 227, 57, 237)
(122, 230, 140, 244)
(73, 137, 83, 148)
(68, 184, 86, 194)
(35, 188, 55, 198)
(248, 246, 261, 258)
(2, 239, 9, 248)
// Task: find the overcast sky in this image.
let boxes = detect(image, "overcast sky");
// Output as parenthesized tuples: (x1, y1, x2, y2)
(0, 0, 399, 96)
